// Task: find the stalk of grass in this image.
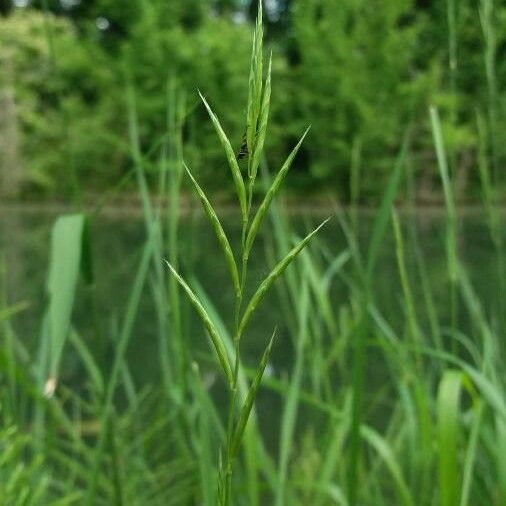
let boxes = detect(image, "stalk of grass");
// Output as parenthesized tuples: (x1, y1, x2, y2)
(460, 400, 483, 506)
(430, 106, 459, 344)
(392, 210, 422, 367)
(350, 136, 362, 235)
(476, 110, 505, 333)
(164, 77, 186, 394)
(478, 0, 498, 179)
(405, 159, 442, 352)
(347, 134, 409, 503)
(166, 3, 327, 502)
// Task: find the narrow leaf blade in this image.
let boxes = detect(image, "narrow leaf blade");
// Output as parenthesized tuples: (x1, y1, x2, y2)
(240, 218, 329, 337)
(429, 106, 458, 283)
(366, 133, 409, 278)
(245, 127, 310, 257)
(165, 261, 233, 385)
(184, 164, 240, 296)
(361, 426, 414, 506)
(246, 0, 264, 172)
(199, 92, 247, 218)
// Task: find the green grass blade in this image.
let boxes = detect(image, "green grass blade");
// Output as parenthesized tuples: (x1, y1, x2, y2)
(392, 210, 420, 346)
(239, 218, 329, 337)
(230, 328, 275, 460)
(245, 127, 311, 258)
(437, 369, 463, 506)
(429, 106, 458, 284)
(366, 134, 408, 277)
(460, 365, 506, 420)
(190, 362, 217, 506)
(246, 0, 263, 178)
(0, 301, 30, 322)
(184, 163, 240, 296)
(199, 92, 246, 219)
(361, 425, 414, 506)
(496, 418, 506, 504)
(69, 330, 104, 395)
(165, 261, 233, 386)
(275, 280, 309, 506)
(460, 401, 483, 506)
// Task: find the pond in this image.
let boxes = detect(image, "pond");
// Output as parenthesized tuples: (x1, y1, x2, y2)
(0, 205, 502, 447)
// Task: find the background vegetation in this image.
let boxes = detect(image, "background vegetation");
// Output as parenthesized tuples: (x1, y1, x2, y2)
(1, 0, 506, 200)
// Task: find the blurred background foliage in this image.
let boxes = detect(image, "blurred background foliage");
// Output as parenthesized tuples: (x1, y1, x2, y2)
(1, 0, 505, 201)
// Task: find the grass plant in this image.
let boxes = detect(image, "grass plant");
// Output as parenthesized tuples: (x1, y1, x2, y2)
(166, 4, 327, 502)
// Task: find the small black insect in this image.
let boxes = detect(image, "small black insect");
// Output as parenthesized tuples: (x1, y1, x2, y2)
(237, 131, 249, 160)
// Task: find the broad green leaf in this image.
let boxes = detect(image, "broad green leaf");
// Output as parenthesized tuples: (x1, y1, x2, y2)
(239, 218, 329, 337)
(184, 164, 240, 296)
(199, 92, 247, 219)
(245, 127, 310, 258)
(230, 328, 275, 460)
(165, 261, 233, 386)
(250, 51, 272, 182)
(46, 214, 86, 391)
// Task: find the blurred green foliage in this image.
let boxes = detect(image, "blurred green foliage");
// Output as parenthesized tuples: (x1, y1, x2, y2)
(1, 0, 506, 200)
